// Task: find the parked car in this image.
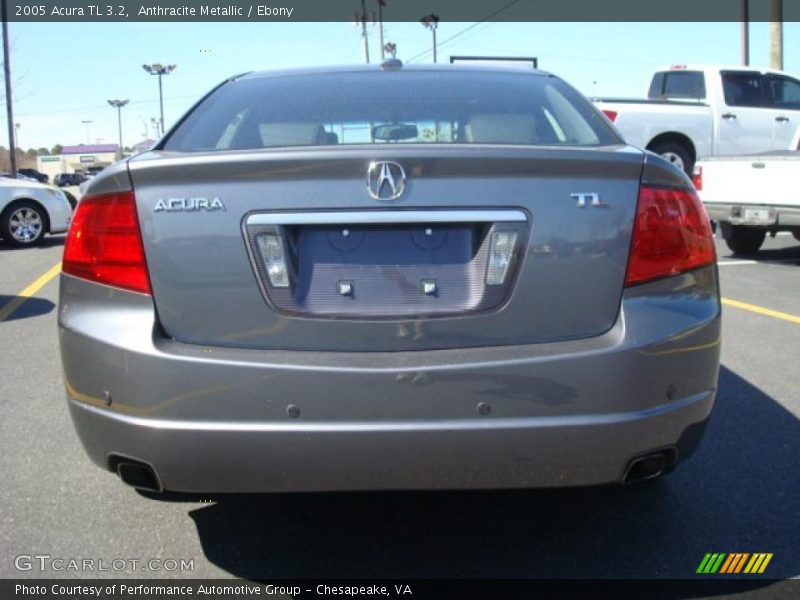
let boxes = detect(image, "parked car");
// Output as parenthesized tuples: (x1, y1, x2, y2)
(1, 172, 38, 182)
(694, 146, 800, 254)
(594, 65, 800, 173)
(18, 168, 49, 184)
(61, 63, 720, 494)
(0, 177, 72, 246)
(54, 173, 86, 187)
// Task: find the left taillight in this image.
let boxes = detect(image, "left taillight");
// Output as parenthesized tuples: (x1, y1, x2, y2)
(62, 191, 152, 295)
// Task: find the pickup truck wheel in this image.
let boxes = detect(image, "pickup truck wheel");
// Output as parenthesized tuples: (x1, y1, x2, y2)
(650, 141, 692, 175)
(723, 226, 766, 255)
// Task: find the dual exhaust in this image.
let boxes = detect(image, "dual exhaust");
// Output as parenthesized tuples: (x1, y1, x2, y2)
(111, 450, 677, 493)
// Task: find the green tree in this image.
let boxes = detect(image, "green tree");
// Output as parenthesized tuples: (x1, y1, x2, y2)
(37, 147, 50, 156)
(51, 144, 63, 155)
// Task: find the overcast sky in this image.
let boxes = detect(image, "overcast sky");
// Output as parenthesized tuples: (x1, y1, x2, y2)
(3, 20, 799, 150)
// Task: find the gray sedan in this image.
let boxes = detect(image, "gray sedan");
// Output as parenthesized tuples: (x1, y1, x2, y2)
(59, 63, 720, 494)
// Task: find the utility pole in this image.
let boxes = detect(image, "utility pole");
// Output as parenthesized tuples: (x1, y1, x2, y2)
(377, 0, 386, 60)
(357, 0, 370, 64)
(2, 2, 17, 177)
(769, 0, 783, 70)
(108, 99, 129, 160)
(741, 0, 749, 66)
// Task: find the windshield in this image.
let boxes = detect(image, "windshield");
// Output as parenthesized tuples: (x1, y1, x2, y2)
(163, 70, 621, 152)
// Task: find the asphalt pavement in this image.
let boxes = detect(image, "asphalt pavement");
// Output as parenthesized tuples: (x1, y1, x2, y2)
(0, 232, 798, 583)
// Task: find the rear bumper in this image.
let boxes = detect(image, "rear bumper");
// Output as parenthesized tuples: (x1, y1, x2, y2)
(59, 268, 721, 493)
(704, 202, 800, 228)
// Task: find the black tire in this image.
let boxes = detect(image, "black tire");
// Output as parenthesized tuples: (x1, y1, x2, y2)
(0, 200, 47, 247)
(723, 225, 766, 255)
(649, 141, 693, 175)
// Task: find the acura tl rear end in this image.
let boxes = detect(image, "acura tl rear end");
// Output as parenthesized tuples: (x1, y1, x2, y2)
(58, 64, 720, 493)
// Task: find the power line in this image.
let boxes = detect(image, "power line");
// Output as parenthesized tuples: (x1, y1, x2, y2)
(14, 94, 202, 118)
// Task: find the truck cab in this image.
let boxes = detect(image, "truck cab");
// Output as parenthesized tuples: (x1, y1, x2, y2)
(595, 65, 800, 173)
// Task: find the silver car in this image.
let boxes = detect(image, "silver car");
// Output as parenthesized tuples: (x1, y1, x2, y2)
(1, 177, 72, 246)
(59, 64, 720, 494)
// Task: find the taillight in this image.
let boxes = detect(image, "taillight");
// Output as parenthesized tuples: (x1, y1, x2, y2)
(62, 191, 152, 294)
(602, 110, 618, 122)
(625, 185, 715, 287)
(692, 165, 702, 190)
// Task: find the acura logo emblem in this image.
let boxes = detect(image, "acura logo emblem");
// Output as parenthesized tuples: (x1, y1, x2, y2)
(366, 161, 406, 200)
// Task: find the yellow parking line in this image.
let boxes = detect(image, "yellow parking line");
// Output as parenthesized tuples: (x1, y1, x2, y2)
(722, 297, 800, 325)
(0, 262, 62, 322)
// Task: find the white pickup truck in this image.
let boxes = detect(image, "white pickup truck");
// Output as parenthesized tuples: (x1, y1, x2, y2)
(594, 65, 800, 174)
(694, 127, 800, 254)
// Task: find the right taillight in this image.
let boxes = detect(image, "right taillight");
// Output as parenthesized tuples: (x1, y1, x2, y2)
(62, 191, 152, 295)
(602, 110, 618, 122)
(692, 165, 703, 190)
(625, 185, 715, 287)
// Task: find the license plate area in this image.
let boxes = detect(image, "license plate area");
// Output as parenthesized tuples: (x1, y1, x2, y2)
(244, 209, 528, 318)
(735, 206, 776, 225)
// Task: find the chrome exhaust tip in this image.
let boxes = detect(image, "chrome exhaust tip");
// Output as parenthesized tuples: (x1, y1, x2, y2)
(112, 457, 163, 493)
(623, 450, 675, 484)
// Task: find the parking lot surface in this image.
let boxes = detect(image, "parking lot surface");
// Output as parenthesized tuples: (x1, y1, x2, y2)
(1, 233, 798, 581)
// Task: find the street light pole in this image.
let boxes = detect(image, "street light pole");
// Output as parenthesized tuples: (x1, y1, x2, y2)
(81, 120, 92, 145)
(107, 99, 129, 160)
(142, 63, 176, 138)
(420, 14, 440, 63)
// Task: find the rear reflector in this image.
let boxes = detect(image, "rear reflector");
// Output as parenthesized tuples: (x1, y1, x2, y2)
(62, 191, 152, 295)
(602, 110, 618, 122)
(625, 185, 715, 286)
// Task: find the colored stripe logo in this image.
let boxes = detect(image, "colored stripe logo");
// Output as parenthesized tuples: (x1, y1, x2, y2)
(697, 553, 773, 574)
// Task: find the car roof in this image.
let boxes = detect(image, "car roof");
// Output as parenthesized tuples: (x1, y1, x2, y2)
(236, 63, 552, 82)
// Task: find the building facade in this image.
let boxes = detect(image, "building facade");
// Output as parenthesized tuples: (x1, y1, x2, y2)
(37, 144, 119, 180)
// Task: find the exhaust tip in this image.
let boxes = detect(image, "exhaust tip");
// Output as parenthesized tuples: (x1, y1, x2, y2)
(112, 457, 162, 492)
(623, 450, 674, 484)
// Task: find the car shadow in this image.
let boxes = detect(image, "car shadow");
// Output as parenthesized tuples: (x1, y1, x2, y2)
(177, 366, 797, 585)
(0, 295, 55, 321)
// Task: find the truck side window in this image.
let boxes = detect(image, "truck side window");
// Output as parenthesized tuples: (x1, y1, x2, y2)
(721, 72, 769, 108)
(766, 75, 800, 110)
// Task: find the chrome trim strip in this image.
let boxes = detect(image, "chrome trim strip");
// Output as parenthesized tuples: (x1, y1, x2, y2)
(246, 209, 527, 226)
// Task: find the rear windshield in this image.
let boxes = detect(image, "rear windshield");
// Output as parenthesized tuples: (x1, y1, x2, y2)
(648, 71, 706, 100)
(163, 70, 620, 152)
